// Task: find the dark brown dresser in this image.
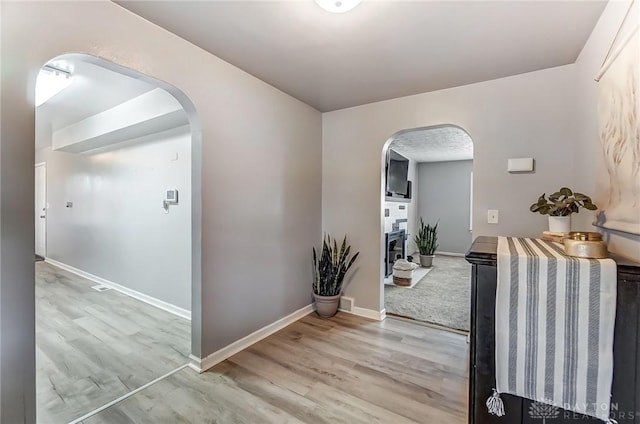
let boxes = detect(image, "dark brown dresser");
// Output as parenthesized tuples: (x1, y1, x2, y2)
(466, 236, 640, 424)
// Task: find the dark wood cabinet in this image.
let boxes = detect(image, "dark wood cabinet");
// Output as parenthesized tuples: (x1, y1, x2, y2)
(466, 236, 640, 424)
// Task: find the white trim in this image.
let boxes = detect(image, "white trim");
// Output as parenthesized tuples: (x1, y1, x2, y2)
(595, 19, 639, 81)
(67, 364, 189, 424)
(469, 171, 473, 231)
(189, 303, 314, 373)
(435, 251, 465, 257)
(187, 360, 202, 373)
(350, 306, 386, 321)
(35, 162, 47, 258)
(44, 258, 191, 320)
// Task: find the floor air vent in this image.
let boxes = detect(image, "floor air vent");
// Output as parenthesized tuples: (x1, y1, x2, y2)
(91, 285, 112, 292)
(339, 296, 354, 312)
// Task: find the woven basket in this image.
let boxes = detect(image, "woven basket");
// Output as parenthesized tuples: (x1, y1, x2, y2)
(393, 276, 411, 287)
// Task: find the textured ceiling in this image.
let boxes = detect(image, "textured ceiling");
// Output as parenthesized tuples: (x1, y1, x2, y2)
(116, 0, 606, 112)
(389, 126, 473, 163)
(36, 59, 155, 149)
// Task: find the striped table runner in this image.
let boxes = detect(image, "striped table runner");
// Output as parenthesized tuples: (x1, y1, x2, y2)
(488, 237, 617, 423)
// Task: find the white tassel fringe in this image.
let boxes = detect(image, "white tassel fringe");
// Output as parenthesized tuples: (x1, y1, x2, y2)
(486, 389, 505, 417)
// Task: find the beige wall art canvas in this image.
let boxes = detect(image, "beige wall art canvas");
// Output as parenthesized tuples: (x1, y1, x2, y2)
(596, 3, 640, 235)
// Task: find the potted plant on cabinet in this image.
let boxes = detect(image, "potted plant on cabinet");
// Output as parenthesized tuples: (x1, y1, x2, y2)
(312, 234, 360, 318)
(529, 187, 597, 233)
(414, 219, 438, 267)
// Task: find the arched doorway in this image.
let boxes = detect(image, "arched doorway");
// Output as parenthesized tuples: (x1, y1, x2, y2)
(34, 54, 202, 423)
(380, 124, 474, 332)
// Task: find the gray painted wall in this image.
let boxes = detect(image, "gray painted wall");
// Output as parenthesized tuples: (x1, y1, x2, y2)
(0, 34, 37, 423)
(323, 65, 578, 313)
(2, 2, 322, 421)
(417, 160, 472, 255)
(37, 127, 192, 311)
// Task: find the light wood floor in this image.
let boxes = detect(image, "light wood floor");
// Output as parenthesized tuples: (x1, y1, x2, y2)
(36, 262, 191, 424)
(83, 313, 468, 424)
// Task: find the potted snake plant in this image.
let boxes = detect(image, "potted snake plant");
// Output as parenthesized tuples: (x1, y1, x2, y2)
(312, 234, 359, 318)
(414, 218, 438, 267)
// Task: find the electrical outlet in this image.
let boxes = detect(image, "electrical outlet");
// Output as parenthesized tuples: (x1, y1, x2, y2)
(487, 210, 499, 224)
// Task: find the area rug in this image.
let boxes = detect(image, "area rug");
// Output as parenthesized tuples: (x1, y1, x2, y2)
(384, 255, 471, 331)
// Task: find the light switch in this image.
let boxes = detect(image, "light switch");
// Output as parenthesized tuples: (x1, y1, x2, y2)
(488, 209, 499, 224)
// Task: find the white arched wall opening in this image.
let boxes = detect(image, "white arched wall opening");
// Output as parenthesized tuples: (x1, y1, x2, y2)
(322, 63, 577, 320)
(2, 3, 323, 421)
(37, 51, 202, 340)
(379, 124, 475, 311)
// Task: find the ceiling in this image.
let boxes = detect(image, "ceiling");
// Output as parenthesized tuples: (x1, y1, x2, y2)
(389, 126, 473, 163)
(36, 60, 155, 149)
(116, 0, 606, 112)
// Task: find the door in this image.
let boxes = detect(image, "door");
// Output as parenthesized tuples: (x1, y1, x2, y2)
(35, 163, 46, 257)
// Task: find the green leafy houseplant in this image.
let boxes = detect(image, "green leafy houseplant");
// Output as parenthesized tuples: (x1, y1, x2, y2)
(414, 218, 439, 256)
(529, 187, 597, 216)
(312, 234, 360, 297)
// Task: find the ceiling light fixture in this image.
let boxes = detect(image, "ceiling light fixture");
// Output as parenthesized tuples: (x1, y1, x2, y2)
(315, 0, 362, 13)
(35, 64, 73, 107)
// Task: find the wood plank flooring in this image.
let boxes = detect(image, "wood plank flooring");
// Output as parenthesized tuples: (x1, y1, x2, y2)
(83, 313, 468, 424)
(36, 262, 191, 424)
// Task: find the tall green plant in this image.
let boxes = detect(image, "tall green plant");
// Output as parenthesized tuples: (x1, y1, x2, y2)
(414, 218, 438, 256)
(312, 234, 360, 297)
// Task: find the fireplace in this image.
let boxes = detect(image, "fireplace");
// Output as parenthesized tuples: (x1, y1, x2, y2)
(385, 230, 406, 277)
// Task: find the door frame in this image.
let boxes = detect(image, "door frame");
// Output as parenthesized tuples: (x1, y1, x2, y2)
(35, 162, 47, 258)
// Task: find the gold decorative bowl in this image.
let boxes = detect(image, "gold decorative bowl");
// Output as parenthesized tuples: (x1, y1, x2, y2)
(564, 232, 608, 259)
(565, 231, 603, 241)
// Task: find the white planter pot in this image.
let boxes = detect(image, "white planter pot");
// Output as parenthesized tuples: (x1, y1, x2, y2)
(419, 254, 435, 267)
(548, 216, 571, 233)
(313, 293, 341, 318)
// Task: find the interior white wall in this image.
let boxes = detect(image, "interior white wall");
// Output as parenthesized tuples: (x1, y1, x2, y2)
(37, 127, 192, 312)
(383, 158, 417, 255)
(383, 202, 408, 234)
(1, 2, 322, 421)
(406, 159, 419, 254)
(417, 160, 473, 255)
(322, 65, 577, 312)
(574, 0, 640, 261)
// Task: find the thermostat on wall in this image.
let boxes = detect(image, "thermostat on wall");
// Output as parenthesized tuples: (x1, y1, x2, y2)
(162, 189, 179, 213)
(166, 189, 178, 204)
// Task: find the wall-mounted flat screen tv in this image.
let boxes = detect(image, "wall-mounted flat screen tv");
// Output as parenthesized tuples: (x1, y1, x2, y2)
(386, 149, 410, 196)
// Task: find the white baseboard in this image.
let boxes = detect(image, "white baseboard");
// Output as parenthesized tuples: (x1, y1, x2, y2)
(44, 258, 191, 320)
(338, 296, 385, 321)
(435, 251, 465, 257)
(189, 303, 314, 373)
(350, 306, 386, 321)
